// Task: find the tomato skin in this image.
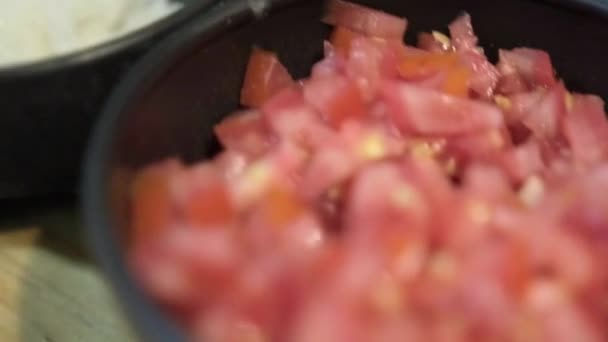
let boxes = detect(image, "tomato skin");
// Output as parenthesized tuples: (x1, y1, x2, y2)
(303, 74, 366, 127)
(563, 94, 608, 165)
(497, 48, 556, 90)
(240, 48, 294, 108)
(522, 82, 567, 139)
(448, 13, 479, 53)
(329, 26, 361, 57)
(398, 52, 459, 79)
(183, 182, 235, 228)
(130, 159, 181, 243)
(214, 110, 271, 158)
(323, 0, 407, 40)
(382, 82, 503, 135)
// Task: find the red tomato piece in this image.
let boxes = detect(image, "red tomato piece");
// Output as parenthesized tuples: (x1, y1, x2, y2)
(448, 13, 480, 53)
(345, 37, 397, 101)
(463, 164, 513, 202)
(447, 14, 499, 97)
(261, 186, 307, 227)
(323, 0, 407, 40)
(329, 26, 363, 57)
(214, 110, 271, 157)
(303, 74, 366, 127)
(503, 89, 546, 124)
(345, 162, 430, 240)
(382, 82, 504, 135)
(522, 82, 567, 139)
(183, 181, 235, 228)
(262, 86, 336, 149)
(240, 47, 295, 108)
(496, 52, 529, 95)
(563, 94, 608, 165)
(447, 128, 511, 162)
(497, 141, 544, 184)
(459, 50, 499, 98)
(130, 159, 182, 242)
(397, 51, 461, 80)
(497, 48, 556, 90)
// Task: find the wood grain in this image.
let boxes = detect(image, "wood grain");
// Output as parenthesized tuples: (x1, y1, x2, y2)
(0, 225, 136, 342)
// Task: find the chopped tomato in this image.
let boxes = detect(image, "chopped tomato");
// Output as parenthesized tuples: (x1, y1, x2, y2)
(501, 89, 546, 124)
(240, 48, 295, 108)
(130, 159, 181, 242)
(214, 110, 271, 157)
(345, 37, 398, 100)
(460, 51, 499, 98)
(448, 13, 480, 53)
(497, 48, 556, 90)
(497, 141, 544, 184)
(442, 65, 471, 97)
(522, 82, 567, 138)
(261, 186, 306, 227)
(303, 74, 366, 127)
(182, 181, 235, 228)
(563, 94, 608, 165)
(323, 0, 407, 40)
(261, 86, 336, 149)
(329, 26, 361, 56)
(398, 52, 461, 80)
(382, 82, 503, 135)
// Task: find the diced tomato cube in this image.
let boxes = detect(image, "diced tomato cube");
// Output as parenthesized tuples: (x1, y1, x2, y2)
(240, 48, 295, 108)
(329, 26, 363, 57)
(447, 128, 511, 162)
(459, 51, 499, 98)
(260, 186, 307, 227)
(323, 0, 407, 40)
(501, 89, 546, 124)
(303, 74, 366, 127)
(345, 37, 395, 101)
(522, 82, 567, 139)
(563, 94, 608, 165)
(345, 162, 430, 238)
(448, 13, 480, 53)
(497, 48, 556, 90)
(382, 82, 503, 135)
(497, 141, 544, 184)
(183, 182, 235, 228)
(214, 110, 271, 157)
(463, 164, 513, 202)
(261, 86, 335, 148)
(398, 51, 461, 81)
(130, 159, 182, 242)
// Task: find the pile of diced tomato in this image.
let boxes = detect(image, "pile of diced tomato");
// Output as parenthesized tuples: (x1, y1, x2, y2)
(129, 1, 608, 341)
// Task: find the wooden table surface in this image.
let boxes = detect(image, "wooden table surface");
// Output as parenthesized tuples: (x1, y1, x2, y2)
(0, 197, 136, 342)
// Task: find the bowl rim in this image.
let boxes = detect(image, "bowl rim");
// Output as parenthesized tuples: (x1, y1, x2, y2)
(82, 0, 608, 341)
(0, 0, 217, 78)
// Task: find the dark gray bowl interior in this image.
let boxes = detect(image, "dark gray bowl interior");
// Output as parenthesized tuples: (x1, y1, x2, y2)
(84, 0, 608, 341)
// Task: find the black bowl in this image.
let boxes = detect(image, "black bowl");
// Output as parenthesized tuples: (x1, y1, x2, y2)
(0, 0, 217, 199)
(83, 0, 608, 340)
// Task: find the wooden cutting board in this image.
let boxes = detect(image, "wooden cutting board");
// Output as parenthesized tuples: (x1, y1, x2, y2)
(0, 200, 136, 342)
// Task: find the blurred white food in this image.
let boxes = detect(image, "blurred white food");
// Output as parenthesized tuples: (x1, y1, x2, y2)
(0, 0, 182, 67)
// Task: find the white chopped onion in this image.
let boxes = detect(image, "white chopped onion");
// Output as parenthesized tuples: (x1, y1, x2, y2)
(0, 0, 181, 67)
